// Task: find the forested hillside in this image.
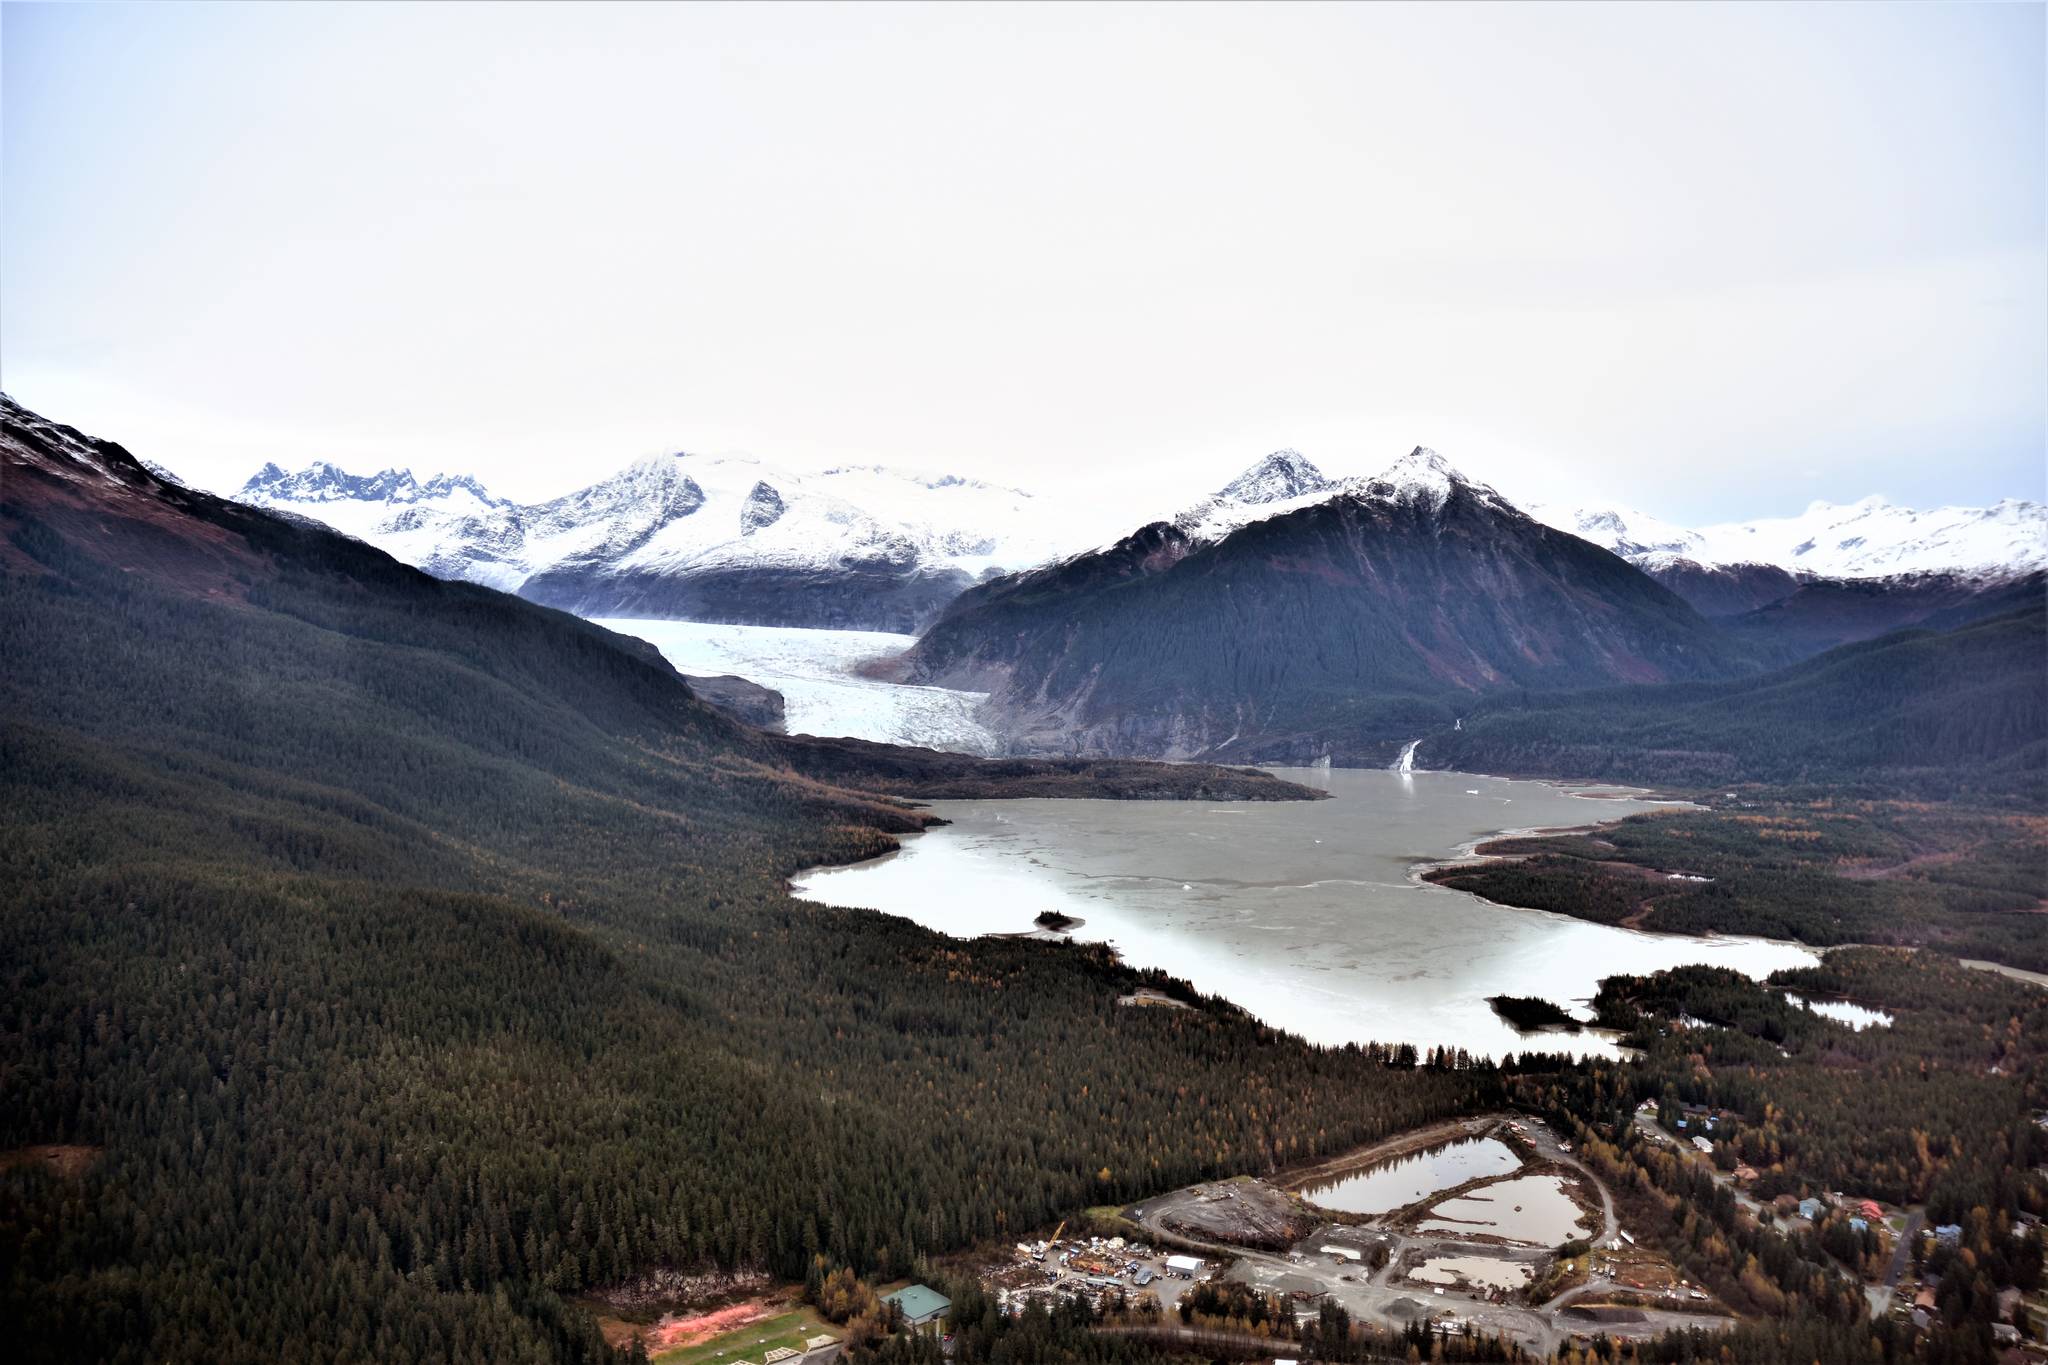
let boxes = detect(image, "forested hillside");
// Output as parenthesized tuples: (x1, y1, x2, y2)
(1713, 570, 2047, 662)
(1429, 794, 2048, 970)
(1427, 606, 2047, 794)
(0, 398, 1486, 1363)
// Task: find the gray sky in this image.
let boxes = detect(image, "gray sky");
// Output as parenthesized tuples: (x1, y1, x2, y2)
(4, 1, 2042, 519)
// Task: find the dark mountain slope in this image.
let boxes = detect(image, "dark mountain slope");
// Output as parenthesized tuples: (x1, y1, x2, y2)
(1644, 559, 1804, 617)
(1714, 569, 2046, 662)
(1425, 608, 2047, 793)
(0, 396, 1461, 1363)
(906, 453, 1751, 762)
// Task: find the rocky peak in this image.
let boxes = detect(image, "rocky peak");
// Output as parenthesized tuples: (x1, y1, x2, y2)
(1215, 449, 1330, 505)
(739, 481, 786, 535)
(240, 460, 421, 504)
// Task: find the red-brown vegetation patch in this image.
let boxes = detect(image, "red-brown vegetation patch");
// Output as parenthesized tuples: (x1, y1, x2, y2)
(643, 1300, 776, 1353)
(1, 1144, 100, 1179)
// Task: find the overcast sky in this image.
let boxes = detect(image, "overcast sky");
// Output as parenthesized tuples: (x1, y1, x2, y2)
(4, 1, 2042, 520)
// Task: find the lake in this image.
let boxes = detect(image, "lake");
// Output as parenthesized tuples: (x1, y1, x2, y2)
(791, 767, 1818, 1057)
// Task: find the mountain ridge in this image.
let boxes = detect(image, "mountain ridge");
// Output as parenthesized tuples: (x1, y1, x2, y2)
(235, 443, 2047, 637)
(905, 451, 1753, 762)
(235, 447, 1076, 631)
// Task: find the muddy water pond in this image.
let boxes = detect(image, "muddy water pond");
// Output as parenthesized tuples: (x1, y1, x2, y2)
(792, 767, 1818, 1057)
(1299, 1137, 1522, 1216)
(1418, 1174, 1590, 1245)
(1409, 1255, 1533, 1290)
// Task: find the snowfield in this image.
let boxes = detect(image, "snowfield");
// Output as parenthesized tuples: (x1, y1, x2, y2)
(1529, 494, 2047, 579)
(595, 619, 1002, 755)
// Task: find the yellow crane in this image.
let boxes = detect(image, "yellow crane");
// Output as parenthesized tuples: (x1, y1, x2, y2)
(1049, 1218, 1067, 1244)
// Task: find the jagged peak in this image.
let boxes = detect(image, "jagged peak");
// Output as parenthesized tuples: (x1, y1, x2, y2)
(1215, 449, 1330, 505)
(1361, 446, 1496, 509)
(239, 459, 519, 508)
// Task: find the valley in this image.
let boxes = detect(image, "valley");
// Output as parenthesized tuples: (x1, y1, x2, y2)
(8, 7, 2042, 1363)
(3, 389, 2041, 1365)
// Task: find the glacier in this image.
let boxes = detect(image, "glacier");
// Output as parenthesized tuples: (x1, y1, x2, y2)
(595, 619, 1001, 755)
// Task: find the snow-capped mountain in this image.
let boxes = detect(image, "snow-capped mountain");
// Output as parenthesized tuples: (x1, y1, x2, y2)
(1529, 494, 2047, 580)
(1171, 446, 1517, 545)
(1214, 448, 1331, 505)
(238, 432, 2047, 638)
(1172, 450, 1337, 542)
(907, 445, 1745, 761)
(237, 451, 1079, 631)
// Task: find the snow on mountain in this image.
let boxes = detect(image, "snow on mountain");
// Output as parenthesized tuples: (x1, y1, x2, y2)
(1527, 502, 1709, 562)
(1173, 446, 1514, 544)
(1359, 446, 1516, 513)
(1530, 494, 2047, 579)
(138, 455, 186, 487)
(1172, 450, 1338, 542)
(239, 434, 2047, 634)
(236, 448, 1085, 628)
(1215, 449, 1331, 505)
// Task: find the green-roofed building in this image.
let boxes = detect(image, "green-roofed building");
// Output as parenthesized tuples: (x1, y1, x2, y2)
(883, 1283, 951, 1328)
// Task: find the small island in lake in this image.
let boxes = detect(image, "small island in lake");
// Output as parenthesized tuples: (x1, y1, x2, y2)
(1488, 994, 1582, 1032)
(1033, 910, 1079, 932)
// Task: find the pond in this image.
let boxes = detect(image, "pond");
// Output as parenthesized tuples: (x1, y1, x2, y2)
(1298, 1137, 1522, 1216)
(1417, 1174, 1591, 1245)
(1408, 1255, 1534, 1290)
(1785, 992, 1894, 1030)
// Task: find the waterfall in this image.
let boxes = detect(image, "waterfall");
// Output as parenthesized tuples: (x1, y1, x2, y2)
(1392, 738, 1421, 774)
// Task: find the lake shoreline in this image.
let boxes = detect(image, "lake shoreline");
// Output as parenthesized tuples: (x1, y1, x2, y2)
(789, 767, 1819, 1056)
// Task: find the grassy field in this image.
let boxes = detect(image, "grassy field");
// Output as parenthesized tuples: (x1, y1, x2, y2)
(655, 1309, 833, 1365)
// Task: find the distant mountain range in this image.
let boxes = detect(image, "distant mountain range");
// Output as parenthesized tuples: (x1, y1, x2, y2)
(236, 453, 1076, 633)
(224, 440, 2044, 758)
(233, 445, 2045, 635)
(16, 394, 2048, 777)
(1529, 493, 2047, 580)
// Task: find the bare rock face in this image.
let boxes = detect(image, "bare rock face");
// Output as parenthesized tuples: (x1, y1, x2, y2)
(681, 673, 787, 732)
(738, 481, 785, 535)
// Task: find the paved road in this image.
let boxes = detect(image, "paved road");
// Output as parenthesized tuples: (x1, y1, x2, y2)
(1094, 1322, 1405, 1360)
(1871, 1210, 1926, 1318)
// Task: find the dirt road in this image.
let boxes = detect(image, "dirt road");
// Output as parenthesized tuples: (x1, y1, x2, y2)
(1128, 1114, 1729, 1358)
